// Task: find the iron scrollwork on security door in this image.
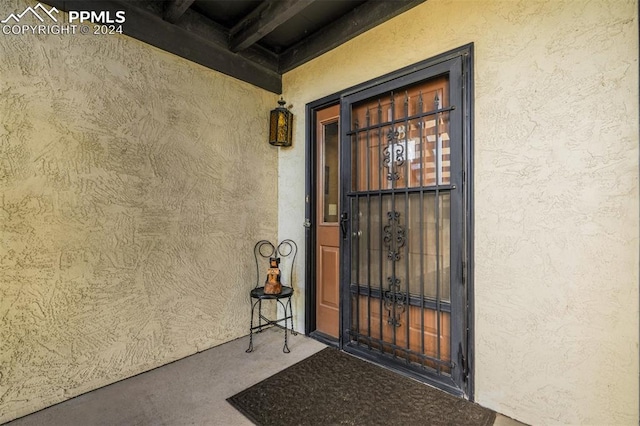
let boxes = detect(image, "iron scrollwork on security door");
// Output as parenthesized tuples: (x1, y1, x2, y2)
(383, 128, 405, 182)
(383, 210, 407, 327)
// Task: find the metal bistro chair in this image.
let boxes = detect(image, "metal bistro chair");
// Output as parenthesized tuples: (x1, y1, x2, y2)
(246, 239, 298, 353)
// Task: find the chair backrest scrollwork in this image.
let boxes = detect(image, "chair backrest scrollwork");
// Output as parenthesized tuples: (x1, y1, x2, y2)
(253, 239, 297, 289)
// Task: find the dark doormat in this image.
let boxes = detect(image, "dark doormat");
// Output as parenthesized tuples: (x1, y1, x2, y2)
(227, 347, 496, 426)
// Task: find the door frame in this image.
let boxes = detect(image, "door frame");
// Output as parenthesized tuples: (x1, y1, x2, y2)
(304, 94, 342, 346)
(304, 43, 475, 399)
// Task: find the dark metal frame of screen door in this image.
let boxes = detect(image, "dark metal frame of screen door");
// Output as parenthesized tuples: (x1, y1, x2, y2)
(305, 44, 474, 399)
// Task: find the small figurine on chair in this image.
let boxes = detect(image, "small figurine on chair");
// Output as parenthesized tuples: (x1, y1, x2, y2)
(264, 257, 282, 295)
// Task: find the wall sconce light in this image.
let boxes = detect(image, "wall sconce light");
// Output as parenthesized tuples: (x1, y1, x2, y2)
(269, 97, 293, 147)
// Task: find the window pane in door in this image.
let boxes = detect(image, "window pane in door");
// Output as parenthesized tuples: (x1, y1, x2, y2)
(323, 121, 339, 223)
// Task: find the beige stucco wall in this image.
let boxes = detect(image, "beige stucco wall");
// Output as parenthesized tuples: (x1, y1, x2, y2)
(281, 0, 639, 424)
(0, 0, 278, 422)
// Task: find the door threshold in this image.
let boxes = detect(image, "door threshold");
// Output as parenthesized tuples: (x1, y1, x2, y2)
(343, 343, 466, 399)
(309, 330, 339, 348)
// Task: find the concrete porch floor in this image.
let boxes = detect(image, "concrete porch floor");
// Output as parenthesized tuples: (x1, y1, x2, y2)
(7, 329, 525, 426)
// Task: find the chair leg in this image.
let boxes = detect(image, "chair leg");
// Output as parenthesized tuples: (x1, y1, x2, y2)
(278, 299, 290, 353)
(287, 297, 298, 336)
(247, 296, 296, 353)
(246, 299, 259, 353)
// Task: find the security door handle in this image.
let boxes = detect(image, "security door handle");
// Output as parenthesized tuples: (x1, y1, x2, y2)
(340, 212, 348, 239)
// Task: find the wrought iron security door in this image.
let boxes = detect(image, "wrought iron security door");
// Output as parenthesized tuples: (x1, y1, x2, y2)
(340, 54, 470, 396)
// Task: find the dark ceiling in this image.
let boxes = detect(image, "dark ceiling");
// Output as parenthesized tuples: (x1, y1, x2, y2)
(48, 0, 426, 93)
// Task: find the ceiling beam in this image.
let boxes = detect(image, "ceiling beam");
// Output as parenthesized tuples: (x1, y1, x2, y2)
(46, 0, 282, 93)
(279, 0, 427, 73)
(163, 0, 194, 24)
(229, 0, 317, 53)
(177, 7, 279, 73)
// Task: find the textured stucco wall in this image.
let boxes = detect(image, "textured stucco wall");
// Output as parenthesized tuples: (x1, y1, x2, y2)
(281, 0, 639, 424)
(0, 0, 277, 422)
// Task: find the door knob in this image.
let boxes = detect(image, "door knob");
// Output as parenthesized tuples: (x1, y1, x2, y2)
(303, 219, 311, 228)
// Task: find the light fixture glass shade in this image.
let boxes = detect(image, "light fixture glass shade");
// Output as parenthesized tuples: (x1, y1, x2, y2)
(269, 98, 293, 147)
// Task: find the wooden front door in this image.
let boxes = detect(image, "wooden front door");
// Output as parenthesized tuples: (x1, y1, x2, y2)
(315, 104, 340, 338)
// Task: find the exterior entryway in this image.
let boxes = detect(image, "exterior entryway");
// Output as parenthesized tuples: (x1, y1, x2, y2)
(306, 45, 473, 398)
